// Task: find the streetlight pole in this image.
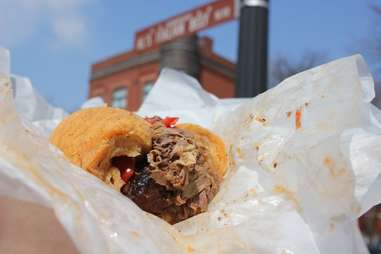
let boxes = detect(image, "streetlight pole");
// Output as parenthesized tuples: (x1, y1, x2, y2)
(236, 0, 269, 97)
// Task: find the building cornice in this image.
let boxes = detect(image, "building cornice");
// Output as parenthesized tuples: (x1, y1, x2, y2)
(91, 48, 236, 81)
(90, 51, 160, 80)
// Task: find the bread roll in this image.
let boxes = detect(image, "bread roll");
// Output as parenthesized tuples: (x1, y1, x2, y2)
(50, 107, 152, 181)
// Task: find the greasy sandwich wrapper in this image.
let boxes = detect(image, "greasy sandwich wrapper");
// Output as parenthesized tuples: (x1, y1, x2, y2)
(0, 47, 380, 253)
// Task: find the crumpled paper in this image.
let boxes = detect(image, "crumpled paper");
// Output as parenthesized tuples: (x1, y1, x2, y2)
(0, 47, 380, 254)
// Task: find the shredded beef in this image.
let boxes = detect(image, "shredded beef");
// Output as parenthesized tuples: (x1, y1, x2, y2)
(121, 122, 220, 224)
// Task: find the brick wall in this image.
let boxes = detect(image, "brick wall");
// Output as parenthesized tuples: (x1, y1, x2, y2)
(200, 67, 234, 98)
(89, 62, 160, 111)
(89, 36, 236, 111)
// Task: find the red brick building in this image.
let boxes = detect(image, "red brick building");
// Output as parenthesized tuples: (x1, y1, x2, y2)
(89, 35, 235, 111)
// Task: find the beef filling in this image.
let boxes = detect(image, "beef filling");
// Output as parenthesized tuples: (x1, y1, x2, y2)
(121, 122, 220, 224)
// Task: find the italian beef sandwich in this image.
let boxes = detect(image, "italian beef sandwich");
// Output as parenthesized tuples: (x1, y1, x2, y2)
(50, 107, 227, 224)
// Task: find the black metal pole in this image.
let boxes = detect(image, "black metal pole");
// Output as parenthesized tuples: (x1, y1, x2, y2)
(236, 0, 269, 97)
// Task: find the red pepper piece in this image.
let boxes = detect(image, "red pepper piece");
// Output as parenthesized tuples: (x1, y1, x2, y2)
(121, 168, 134, 183)
(162, 117, 179, 128)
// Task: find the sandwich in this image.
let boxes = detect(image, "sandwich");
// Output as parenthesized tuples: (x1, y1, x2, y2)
(50, 107, 227, 224)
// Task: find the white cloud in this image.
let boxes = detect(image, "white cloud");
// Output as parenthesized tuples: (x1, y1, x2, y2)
(0, 0, 92, 49)
(52, 16, 88, 48)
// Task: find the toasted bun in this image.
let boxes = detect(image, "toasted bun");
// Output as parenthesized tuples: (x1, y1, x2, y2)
(176, 123, 228, 178)
(50, 107, 152, 179)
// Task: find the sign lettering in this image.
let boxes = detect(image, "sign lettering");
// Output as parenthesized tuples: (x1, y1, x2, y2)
(134, 0, 238, 51)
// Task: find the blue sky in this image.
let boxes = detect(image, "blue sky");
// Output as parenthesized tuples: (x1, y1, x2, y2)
(0, 0, 379, 111)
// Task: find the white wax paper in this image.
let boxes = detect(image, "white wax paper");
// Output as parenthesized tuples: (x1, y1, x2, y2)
(0, 47, 380, 254)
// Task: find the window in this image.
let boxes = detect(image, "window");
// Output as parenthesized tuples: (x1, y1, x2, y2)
(143, 82, 154, 101)
(111, 87, 127, 108)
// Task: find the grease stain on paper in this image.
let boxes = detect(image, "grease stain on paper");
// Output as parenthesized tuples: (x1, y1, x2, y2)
(273, 185, 300, 211)
(323, 156, 347, 178)
(236, 147, 244, 159)
(295, 109, 302, 129)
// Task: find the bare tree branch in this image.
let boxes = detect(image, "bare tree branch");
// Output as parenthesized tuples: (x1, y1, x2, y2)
(370, 4, 381, 15)
(270, 51, 327, 86)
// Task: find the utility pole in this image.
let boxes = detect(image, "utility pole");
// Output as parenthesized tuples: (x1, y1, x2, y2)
(236, 0, 269, 97)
